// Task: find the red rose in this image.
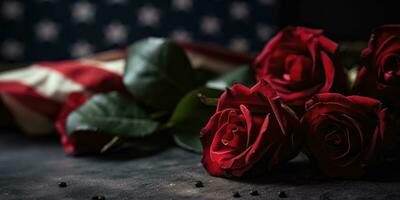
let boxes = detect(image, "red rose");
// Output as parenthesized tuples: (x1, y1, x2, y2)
(200, 81, 301, 177)
(56, 93, 112, 154)
(253, 26, 348, 114)
(301, 93, 390, 177)
(353, 25, 400, 110)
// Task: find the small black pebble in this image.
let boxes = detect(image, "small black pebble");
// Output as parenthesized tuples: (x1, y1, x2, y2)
(92, 195, 106, 200)
(278, 191, 288, 198)
(58, 182, 67, 188)
(232, 191, 241, 198)
(195, 181, 204, 188)
(250, 190, 259, 196)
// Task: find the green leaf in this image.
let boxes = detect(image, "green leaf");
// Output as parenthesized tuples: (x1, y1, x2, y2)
(337, 42, 367, 69)
(206, 65, 256, 90)
(168, 88, 223, 153)
(66, 92, 160, 138)
(194, 68, 218, 84)
(123, 38, 201, 112)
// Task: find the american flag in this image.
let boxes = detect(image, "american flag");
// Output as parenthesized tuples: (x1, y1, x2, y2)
(1, 0, 277, 63)
(0, 41, 254, 136)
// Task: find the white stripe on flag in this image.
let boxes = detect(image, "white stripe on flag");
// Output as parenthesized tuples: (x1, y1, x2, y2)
(1, 93, 54, 135)
(79, 59, 125, 75)
(185, 51, 241, 73)
(0, 65, 85, 102)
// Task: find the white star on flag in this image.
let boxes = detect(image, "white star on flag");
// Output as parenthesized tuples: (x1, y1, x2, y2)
(36, 0, 58, 3)
(258, 0, 275, 6)
(71, 1, 96, 23)
(107, 0, 127, 5)
(35, 20, 59, 42)
(1, 1, 24, 20)
(137, 5, 161, 27)
(230, 2, 249, 20)
(256, 24, 274, 41)
(200, 16, 220, 35)
(104, 22, 128, 44)
(1, 39, 24, 59)
(172, 0, 192, 11)
(70, 41, 94, 58)
(170, 29, 192, 42)
(229, 37, 249, 52)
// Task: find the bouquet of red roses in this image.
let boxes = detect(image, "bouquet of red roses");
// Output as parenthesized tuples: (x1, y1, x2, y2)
(0, 25, 399, 179)
(201, 25, 398, 178)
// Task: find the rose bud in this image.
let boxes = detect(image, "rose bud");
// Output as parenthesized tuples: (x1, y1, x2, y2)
(301, 93, 391, 178)
(253, 26, 348, 115)
(200, 81, 301, 177)
(353, 25, 400, 110)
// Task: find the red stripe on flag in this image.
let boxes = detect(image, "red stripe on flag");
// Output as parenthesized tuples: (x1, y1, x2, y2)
(0, 81, 62, 119)
(37, 61, 126, 93)
(178, 42, 255, 65)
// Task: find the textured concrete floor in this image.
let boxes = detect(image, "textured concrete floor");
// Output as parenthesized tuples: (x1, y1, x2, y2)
(0, 129, 400, 200)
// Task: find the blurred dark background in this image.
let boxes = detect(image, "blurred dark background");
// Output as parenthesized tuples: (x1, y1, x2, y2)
(280, 0, 400, 41)
(0, 0, 399, 63)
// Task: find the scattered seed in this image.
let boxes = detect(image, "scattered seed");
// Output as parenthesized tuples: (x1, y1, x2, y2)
(250, 190, 259, 196)
(232, 191, 241, 198)
(195, 181, 204, 188)
(58, 182, 67, 188)
(92, 195, 106, 200)
(278, 191, 288, 198)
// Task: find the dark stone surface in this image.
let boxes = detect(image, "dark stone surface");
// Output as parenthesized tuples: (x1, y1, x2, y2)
(0, 130, 400, 200)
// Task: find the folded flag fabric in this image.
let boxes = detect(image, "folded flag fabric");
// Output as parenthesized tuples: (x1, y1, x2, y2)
(0, 41, 254, 136)
(0, 58, 126, 135)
